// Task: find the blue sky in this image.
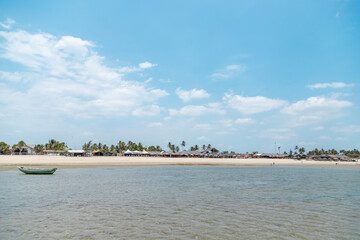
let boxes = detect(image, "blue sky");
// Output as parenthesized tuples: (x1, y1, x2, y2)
(0, 0, 359, 152)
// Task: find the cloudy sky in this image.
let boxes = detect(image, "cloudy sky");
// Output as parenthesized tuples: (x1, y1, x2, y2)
(0, 0, 359, 152)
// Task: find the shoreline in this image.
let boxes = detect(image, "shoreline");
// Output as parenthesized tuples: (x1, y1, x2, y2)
(0, 155, 359, 171)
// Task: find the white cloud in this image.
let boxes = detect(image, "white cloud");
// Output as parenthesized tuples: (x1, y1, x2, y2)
(211, 64, 247, 80)
(219, 119, 234, 128)
(0, 18, 15, 30)
(312, 126, 324, 131)
(0, 28, 168, 119)
(119, 61, 157, 73)
(226, 64, 247, 71)
(132, 105, 163, 117)
(332, 125, 360, 134)
(235, 118, 254, 124)
(220, 118, 254, 128)
(169, 102, 225, 117)
(211, 73, 230, 79)
(223, 93, 287, 114)
(308, 82, 354, 89)
(144, 77, 152, 83)
(139, 61, 157, 69)
(281, 97, 352, 117)
(0, 71, 23, 82)
(175, 88, 210, 102)
(336, 12, 340, 18)
(55, 35, 93, 56)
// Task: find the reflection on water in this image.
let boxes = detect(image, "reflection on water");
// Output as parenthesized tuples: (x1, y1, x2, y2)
(1, 166, 359, 239)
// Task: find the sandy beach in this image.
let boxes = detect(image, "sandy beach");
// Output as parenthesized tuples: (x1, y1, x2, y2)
(0, 155, 359, 171)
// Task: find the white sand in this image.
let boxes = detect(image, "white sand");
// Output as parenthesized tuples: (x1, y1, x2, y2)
(0, 155, 358, 170)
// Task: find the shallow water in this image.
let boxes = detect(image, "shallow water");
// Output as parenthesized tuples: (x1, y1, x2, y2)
(0, 166, 359, 239)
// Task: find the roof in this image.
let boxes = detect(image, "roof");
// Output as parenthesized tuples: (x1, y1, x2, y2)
(68, 150, 85, 153)
(43, 150, 66, 153)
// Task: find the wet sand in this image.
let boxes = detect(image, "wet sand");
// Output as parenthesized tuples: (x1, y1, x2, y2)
(0, 155, 358, 171)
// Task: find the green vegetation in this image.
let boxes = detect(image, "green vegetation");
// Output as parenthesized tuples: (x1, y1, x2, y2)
(34, 144, 44, 154)
(45, 139, 67, 151)
(339, 149, 360, 158)
(0, 141, 11, 154)
(307, 148, 339, 156)
(12, 140, 26, 151)
(0, 139, 359, 158)
(83, 140, 164, 155)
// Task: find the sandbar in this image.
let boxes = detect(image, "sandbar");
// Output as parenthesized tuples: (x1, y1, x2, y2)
(0, 155, 359, 171)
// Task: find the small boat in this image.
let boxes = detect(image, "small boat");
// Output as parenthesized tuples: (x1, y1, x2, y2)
(17, 166, 57, 174)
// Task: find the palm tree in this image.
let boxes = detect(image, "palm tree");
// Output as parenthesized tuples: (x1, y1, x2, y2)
(117, 141, 126, 153)
(13, 140, 26, 151)
(294, 145, 299, 154)
(0, 142, 11, 155)
(45, 139, 56, 150)
(12, 140, 26, 154)
(138, 142, 143, 151)
(34, 144, 44, 154)
(181, 141, 186, 151)
(91, 143, 98, 151)
(110, 145, 115, 152)
(82, 140, 92, 155)
(175, 146, 180, 152)
(17, 140, 26, 149)
(299, 147, 305, 154)
(102, 144, 109, 154)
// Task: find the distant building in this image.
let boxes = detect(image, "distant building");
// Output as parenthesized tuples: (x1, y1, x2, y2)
(67, 150, 85, 157)
(42, 150, 66, 156)
(12, 144, 36, 155)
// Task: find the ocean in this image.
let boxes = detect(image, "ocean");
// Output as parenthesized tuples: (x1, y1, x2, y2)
(1, 166, 359, 239)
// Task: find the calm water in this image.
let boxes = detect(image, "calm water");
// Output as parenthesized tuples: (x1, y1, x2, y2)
(0, 166, 359, 239)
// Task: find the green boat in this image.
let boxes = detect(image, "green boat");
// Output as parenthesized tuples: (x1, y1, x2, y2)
(17, 166, 57, 174)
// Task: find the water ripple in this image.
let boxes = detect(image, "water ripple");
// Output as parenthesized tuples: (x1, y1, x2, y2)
(0, 166, 359, 239)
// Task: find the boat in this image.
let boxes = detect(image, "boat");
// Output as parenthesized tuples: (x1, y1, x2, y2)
(17, 166, 57, 174)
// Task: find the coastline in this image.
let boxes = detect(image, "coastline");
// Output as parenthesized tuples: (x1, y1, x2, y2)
(0, 155, 359, 171)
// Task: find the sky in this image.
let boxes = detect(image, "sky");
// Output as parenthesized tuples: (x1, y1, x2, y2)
(0, 0, 359, 152)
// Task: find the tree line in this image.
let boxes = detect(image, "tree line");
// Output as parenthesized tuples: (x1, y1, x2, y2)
(81, 140, 217, 155)
(0, 139, 67, 155)
(0, 139, 359, 158)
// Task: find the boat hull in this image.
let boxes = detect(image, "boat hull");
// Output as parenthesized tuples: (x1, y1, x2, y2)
(17, 166, 57, 174)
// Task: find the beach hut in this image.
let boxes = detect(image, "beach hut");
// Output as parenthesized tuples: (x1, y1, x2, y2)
(141, 150, 150, 157)
(43, 150, 66, 156)
(67, 150, 85, 157)
(123, 149, 133, 156)
(148, 151, 163, 157)
(92, 150, 104, 156)
(12, 144, 36, 155)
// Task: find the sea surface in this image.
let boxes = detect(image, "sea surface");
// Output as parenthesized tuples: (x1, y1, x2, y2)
(0, 166, 359, 239)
